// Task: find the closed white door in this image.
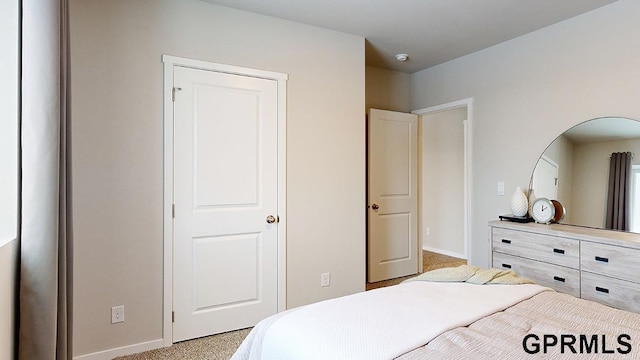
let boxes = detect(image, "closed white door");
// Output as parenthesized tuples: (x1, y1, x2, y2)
(172, 66, 279, 342)
(368, 109, 419, 282)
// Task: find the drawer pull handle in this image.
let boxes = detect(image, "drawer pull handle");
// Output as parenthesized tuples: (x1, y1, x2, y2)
(595, 256, 609, 263)
(553, 248, 565, 254)
(595, 286, 609, 294)
(553, 276, 565, 283)
(501, 239, 511, 244)
(502, 263, 512, 269)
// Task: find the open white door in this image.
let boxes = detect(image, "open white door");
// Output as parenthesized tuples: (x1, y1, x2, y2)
(368, 109, 419, 282)
(533, 155, 559, 200)
(172, 65, 280, 342)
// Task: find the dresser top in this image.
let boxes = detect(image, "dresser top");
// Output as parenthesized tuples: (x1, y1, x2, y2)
(489, 220, 640, 250)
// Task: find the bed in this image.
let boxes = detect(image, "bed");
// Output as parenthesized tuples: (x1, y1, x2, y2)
(231, 267, 640, 359)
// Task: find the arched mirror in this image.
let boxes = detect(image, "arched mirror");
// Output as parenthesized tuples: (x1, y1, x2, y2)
(529, 117, 640, 233)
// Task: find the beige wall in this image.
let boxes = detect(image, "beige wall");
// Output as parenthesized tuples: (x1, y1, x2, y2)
(420, 108, 466, 257)
(411, 0, 640, 267)
(0, 240, 18, 360)
(365, 66, 411, 113)
(70, 0, 365, 356)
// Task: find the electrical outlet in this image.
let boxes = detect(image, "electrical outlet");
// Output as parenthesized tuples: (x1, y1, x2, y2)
(425, 227, 431, 236)
(497, 181, 505, 196)
(111, 305, 124, 324)
(321, 273, 331, 287)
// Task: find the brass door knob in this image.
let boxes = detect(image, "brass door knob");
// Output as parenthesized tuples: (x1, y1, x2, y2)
(371, 204, 379, 210)
(266, 215, 277, 224)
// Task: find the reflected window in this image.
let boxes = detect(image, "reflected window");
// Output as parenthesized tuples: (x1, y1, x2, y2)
(631, 165, 640, 233)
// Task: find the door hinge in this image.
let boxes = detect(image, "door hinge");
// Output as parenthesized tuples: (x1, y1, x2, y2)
(172, 311, 175, 323)
(172, 204, 175, 218)
(172, 87, 182, 102)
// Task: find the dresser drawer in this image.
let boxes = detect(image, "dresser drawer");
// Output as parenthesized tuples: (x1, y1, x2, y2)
(581, 271, 640, 313)
(581, 242, 640, 283)
(493, 252, 580, 297)
(492, 228, 579, 269)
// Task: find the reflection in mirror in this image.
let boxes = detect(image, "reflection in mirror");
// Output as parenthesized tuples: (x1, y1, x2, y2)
(530, 117, 640, 233)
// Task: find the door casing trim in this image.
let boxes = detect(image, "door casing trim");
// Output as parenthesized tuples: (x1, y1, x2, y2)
(161, 55, 287, 346)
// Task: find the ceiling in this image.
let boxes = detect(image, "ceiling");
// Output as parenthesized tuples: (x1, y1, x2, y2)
(202, 0, 617, 73)
(563, 118, 640, 144)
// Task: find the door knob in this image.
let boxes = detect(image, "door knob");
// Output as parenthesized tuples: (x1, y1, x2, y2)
(266, 215, 277, 224)
(371, 204, 379, 210)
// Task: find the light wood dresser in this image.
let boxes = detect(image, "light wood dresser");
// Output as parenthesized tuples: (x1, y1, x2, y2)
(490, 220, 640, 313)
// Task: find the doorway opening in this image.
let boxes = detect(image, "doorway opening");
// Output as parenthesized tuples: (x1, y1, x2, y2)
(413, 98, 473, 263)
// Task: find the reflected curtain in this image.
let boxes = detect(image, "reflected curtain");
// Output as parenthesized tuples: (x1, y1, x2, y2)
(19, 0, 73, 359)
(605, 152, 632, 231)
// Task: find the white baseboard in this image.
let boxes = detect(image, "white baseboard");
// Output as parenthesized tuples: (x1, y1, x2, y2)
(422, 245, 466, 260)
(73, 338, 165, 360)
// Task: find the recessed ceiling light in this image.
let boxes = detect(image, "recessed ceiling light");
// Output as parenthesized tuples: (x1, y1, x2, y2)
(395, 53, 409, 62)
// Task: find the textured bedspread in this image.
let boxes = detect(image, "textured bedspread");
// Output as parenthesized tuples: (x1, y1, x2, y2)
(232, 282, 548, 360)
(404, 265, 535, 285)
(398, 291, 640, 359)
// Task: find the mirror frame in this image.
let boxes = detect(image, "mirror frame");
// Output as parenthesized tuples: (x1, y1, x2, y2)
(528, 116, 640, 233)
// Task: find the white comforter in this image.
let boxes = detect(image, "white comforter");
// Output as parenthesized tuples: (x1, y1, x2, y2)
(232, 281, 549, 360)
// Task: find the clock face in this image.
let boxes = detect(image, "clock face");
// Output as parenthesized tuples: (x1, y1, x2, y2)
(532, 198, 555, 224)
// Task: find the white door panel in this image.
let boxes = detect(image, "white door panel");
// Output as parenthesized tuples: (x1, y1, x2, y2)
(193, 234, 259, 309)
(173, 66, 278, 342)
(377, 213, 411, 261)
(368, 109, 418, 282)
(193, 84, 259, 207)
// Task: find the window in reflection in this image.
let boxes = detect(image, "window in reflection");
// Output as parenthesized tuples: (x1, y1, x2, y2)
(631, 165, 640, 233)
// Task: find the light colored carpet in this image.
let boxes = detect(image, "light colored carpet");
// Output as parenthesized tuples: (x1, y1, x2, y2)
(114, 328, 251, 360)
(117, 250, 465, 359)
